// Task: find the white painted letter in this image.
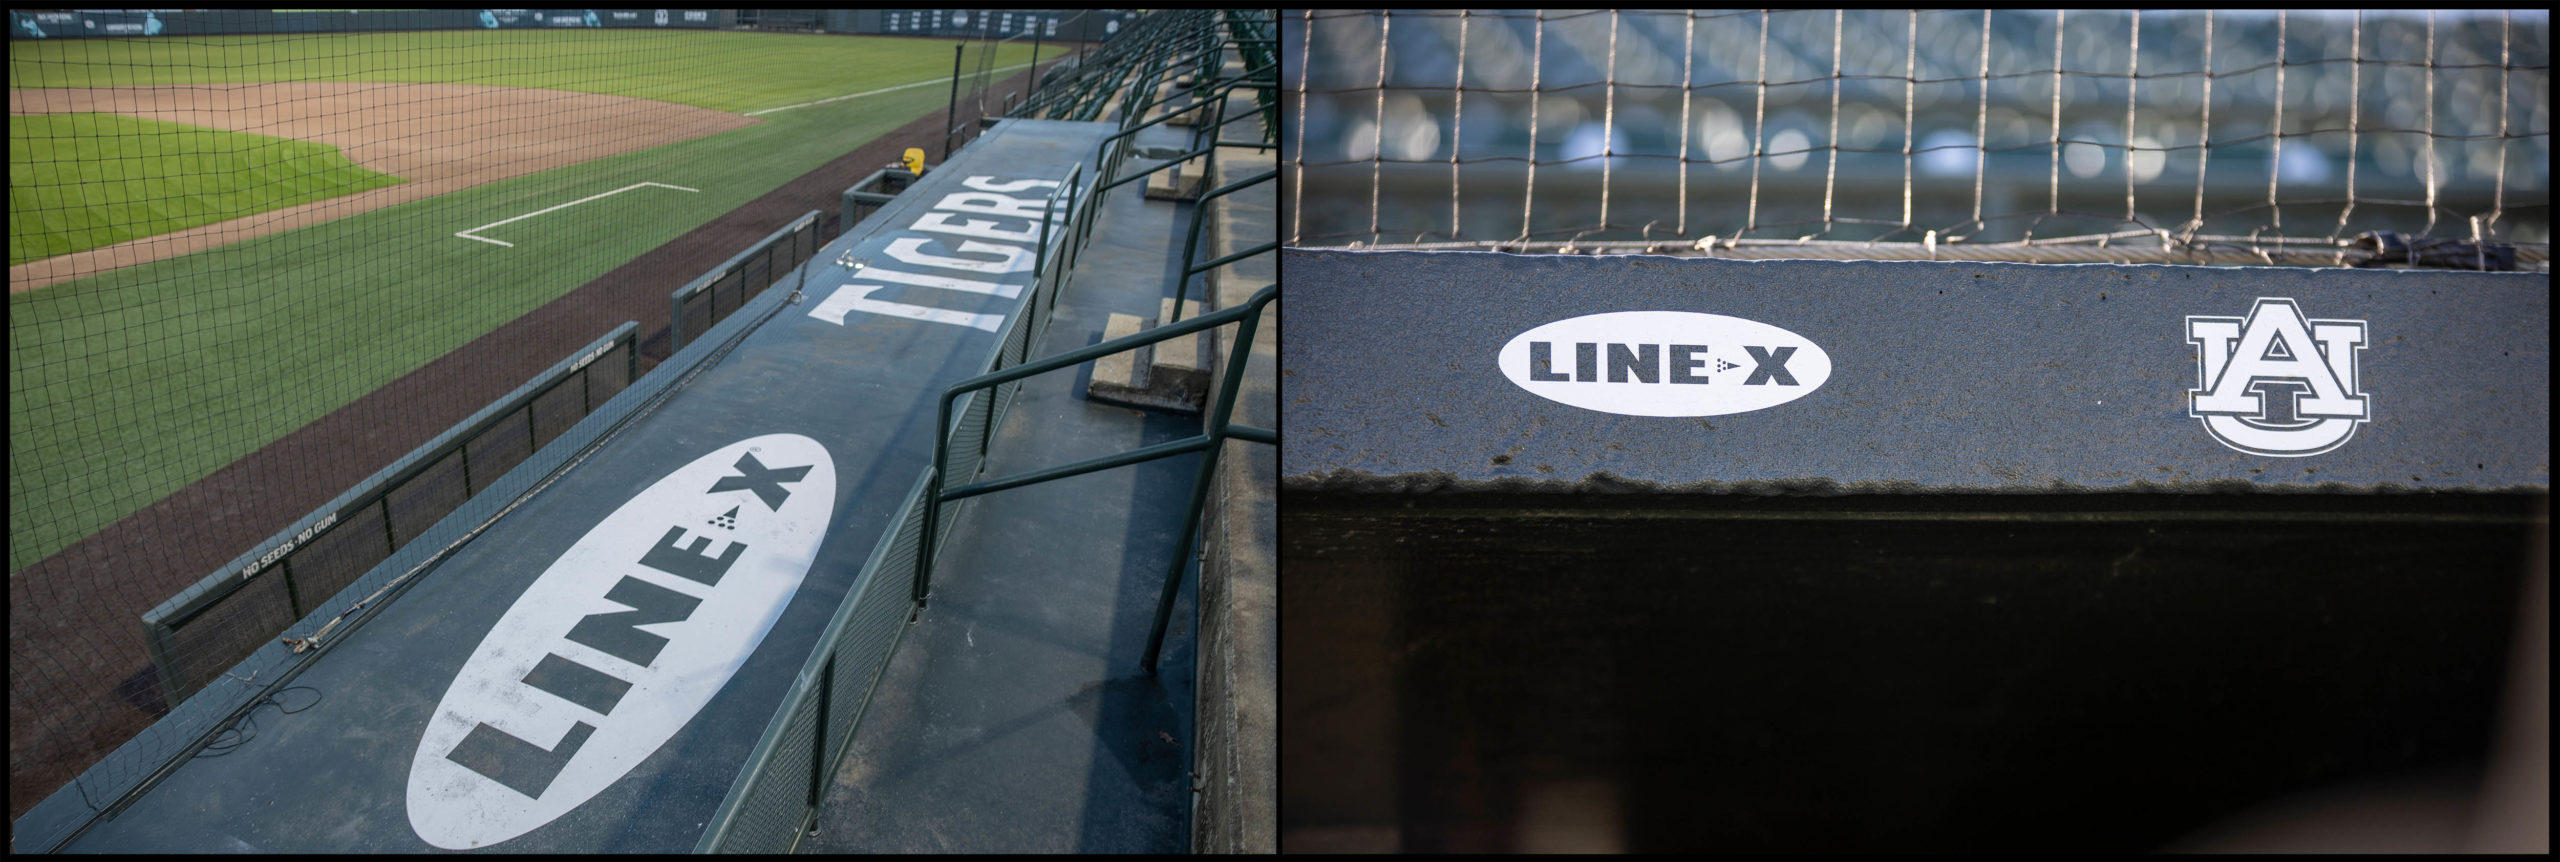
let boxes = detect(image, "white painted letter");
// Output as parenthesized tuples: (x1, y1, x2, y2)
(885, 237, 1033, 275)
(806, 284, 1005, 332)
(936, 192, 1058, 222)
(852, 266, 1020, 299)
(912, 212, 1041, 243)
(963, 176, 1061, 193)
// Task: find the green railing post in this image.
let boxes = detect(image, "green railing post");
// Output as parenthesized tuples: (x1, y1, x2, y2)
(668, 292, 687, 355)
(944, 43, 965, 161)
(1140, 291, 1270, 674)
(809, 652, 833, 807)
(912, 286, 1277, 672)
(1173, 168, 1280, 312)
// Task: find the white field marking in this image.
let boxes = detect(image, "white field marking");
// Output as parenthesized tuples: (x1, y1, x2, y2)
(454, 182, 700, 247)
(743, 61, 1038, 117)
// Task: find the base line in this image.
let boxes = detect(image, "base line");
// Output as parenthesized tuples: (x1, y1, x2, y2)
(743, 61, 1038, 117)
(455, 182, 700, 247)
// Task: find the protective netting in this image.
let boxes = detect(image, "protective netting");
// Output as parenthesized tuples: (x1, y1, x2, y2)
(8, 10, 1041, 824)
(944, 13, 1045, 158)
(1284, 9, 2550, 268)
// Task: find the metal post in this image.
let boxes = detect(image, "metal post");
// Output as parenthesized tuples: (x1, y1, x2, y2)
(669, 293, 687, 355)
(809, 653, 833, 807)
(1142, 304, 1268, 674)
(917, 391, 954, 606)
(380, 497, 397, 555)
(282, 556, 304, 620)
(945, 44, 965, 161)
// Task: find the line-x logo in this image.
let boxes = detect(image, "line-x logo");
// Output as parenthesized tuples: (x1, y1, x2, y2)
(1498, 310, 1832, 417)
(408, 434, 835, 849)
(2186, 297, 2369, 457)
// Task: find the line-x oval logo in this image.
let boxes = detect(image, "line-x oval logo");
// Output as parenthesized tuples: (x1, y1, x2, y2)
(2186, 297, 2369, 457)
(408, 433, 835, 849)
(1498, 310, 1832, 417)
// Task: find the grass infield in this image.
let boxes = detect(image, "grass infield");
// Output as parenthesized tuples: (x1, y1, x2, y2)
(7, 31, 1042, 571)
(9, 113, 407, 265)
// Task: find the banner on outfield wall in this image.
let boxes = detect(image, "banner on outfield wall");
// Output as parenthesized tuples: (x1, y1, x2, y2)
(851, 9, 1136, 42)
(10, 9, 723, 39)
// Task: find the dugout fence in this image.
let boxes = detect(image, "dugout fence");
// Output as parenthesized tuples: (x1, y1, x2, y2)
(667, 211, 823, 354)
(140, 325, 639, 706)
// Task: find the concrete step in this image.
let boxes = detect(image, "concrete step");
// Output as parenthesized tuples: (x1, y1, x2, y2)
(1161, 81, 1198, 128)
(1151, 296, 1211, 396)
(1088, 311, 1152, 392)
(1144, 158, 1201, 201)
(1084, 305, 1208, 415)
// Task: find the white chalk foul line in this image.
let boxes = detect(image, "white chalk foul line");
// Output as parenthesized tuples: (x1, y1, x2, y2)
(455, 181, 700, 247)
(743, 61, 1039, 117)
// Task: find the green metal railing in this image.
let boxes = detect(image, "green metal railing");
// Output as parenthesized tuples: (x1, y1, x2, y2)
(698, 11, 1281, 849)
(667, 210, 820, 354)
(839, 167, 920, 233)
(694, 161, 1088, 854)
(916, 284, 1278, 673)
(1010, 9, 1233, 125)
(1087, 59, 1278, 193)
(1171, 167, 1279, 314)
(911, 9, 1283, 671)
(139, 323, 641, 707)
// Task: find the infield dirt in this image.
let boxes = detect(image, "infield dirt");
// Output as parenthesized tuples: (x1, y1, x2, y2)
(8, 83, 757, 292)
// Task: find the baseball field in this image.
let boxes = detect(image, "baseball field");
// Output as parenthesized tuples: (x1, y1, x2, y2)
(8, 29, 1040, 574)
(8, 112, 408, 265)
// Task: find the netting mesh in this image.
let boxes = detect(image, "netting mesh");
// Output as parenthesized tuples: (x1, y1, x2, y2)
(8, 10, 1042, 827)
(1284, 9, 2550, 267)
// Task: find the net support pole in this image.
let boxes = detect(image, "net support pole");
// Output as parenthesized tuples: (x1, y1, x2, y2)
(946, 44, 965, 161)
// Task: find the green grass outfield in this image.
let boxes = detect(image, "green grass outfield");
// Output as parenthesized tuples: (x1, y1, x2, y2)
(8, 29, 1030, 114)
(8, 30, 1042, 572)
(9, 113, 406, 265)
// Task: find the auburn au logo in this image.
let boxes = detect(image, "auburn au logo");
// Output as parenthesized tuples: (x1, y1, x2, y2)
(2186, 297, 2369, 457)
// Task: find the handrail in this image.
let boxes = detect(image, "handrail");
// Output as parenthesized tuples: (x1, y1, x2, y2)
(1094, 96, 1275, 197)
(1011, 10, 1229, 125)
(1172, 167, 1281, 317)
(905, 15, 1279, 673)
(1085, 58, 1277, 172)
(1033, 162, 1082, 285)
(1114, 56, 1278, 135)
(691, 13, 1262, 851)
(1068, 60, 1277, 270)
(917, 284, 1278, 673)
